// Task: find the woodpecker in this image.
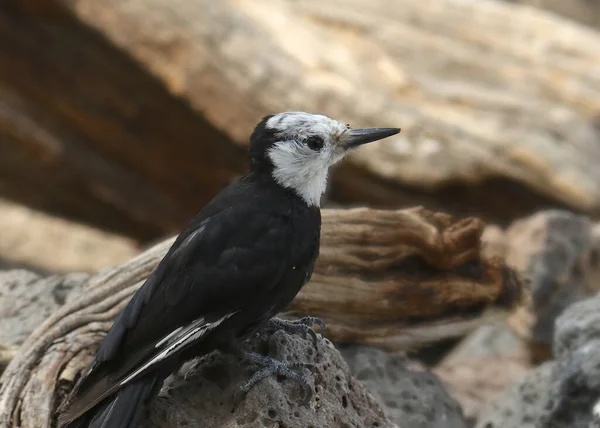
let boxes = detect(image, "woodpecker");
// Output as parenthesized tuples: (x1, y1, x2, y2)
(57, 112, 400, 428)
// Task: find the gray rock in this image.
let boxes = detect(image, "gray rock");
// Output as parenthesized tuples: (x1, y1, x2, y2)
(477, 294, 600, 428)
(146, 330, 394, 428)
(340, 346, 467, 428)
(553, 294, 600, 361)
(503, 210, 599, 355)
(0, 269, 88, 347)
(544, 339, 600, 428)
(475, 361, 556, 428)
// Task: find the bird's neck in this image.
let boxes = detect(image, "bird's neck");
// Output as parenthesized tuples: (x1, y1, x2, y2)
(273, 169, 327, 207)
(248, 170, 326, 208)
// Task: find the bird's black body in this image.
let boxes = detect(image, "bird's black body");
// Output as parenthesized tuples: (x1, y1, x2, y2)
(57, 112, 399, 428)
(104, 173, 321, 363)
(59, 174, 320, 428)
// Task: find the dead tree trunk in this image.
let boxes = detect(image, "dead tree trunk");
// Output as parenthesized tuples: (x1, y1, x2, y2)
(2, 0, 600, 239)
(0, 207, 523, 427)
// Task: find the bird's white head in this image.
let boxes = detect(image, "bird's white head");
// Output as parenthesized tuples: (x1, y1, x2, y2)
(249, 111, 400, 206)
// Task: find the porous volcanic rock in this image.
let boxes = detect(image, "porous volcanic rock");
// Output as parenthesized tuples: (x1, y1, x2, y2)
(146, 330, 394, 428)
(340, 345, 468, 428)
(477, 294, 600, 428)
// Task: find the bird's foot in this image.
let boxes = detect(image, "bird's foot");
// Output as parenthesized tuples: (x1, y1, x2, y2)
(234, 352, 314, 406)
(263, 316, 326, 349)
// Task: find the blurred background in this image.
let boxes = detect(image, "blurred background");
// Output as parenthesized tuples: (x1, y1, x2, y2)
(1, 0, 598, 274)
(1, 1, 600, 426)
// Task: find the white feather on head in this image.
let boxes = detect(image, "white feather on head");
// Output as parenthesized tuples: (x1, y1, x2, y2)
(265, 112, 349, 206)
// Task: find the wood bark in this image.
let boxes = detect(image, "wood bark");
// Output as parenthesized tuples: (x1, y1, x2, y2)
(0, 206, 524, 427)
(2, 0, 600, 239)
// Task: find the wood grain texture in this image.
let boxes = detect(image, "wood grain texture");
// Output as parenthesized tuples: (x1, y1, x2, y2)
(0, 206, 523, 427)
(61, 0, 600, 213)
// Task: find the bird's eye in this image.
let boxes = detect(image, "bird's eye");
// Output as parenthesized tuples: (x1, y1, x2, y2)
(306, 136, 324, 151)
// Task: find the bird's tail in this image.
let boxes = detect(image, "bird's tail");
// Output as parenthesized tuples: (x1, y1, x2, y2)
(60, 373, 163, 428)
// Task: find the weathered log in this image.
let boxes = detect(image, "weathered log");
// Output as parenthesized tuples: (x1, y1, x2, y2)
(2, 0, 600, 239)
(0, 206, 524, 427)
(287, 207, 524, 349)
(0, 7, 247, 240)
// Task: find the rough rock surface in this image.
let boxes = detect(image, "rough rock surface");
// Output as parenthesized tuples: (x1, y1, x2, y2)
(0, 269, 88, 374)
(340, 346, 467, 428)
(553, 295, 600, 361)
(0, 264, 468, 428)
(476, 294, 600, 428)
(475, 361, 556, 428)
(145, 330, 394, 428)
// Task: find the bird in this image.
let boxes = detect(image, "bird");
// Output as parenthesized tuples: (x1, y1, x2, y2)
(56, 111, 400, 428)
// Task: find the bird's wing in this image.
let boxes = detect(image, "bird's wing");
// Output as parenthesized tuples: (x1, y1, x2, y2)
(59, 198, 299, 423)
(97, 205, 292, 363)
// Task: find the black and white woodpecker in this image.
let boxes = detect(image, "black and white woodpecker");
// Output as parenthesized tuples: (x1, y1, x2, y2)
(57, 111, 400, 428)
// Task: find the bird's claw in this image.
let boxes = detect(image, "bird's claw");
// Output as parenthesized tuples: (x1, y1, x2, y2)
(234, 352, 314, 406)
(264, 316, 326, 349)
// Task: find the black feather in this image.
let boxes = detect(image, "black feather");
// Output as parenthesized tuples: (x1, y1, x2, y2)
(58, 172, 320, 426)
(248, 114, 278, 173)
(61, 373, 163, 428)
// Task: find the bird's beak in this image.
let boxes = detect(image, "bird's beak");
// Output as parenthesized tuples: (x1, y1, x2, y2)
(343, 127, 401, 150)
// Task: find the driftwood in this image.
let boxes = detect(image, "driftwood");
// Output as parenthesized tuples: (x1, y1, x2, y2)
(0, 6, 247, 240)
(2, 0, 600, 239)
(288, 207, 524, 349)
(0, 206, 523, 427)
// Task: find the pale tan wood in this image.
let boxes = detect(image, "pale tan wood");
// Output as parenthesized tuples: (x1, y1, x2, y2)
(0, 8, 247, 239)
(2, 0, 600, 239)
(62, 0, 600, 216)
